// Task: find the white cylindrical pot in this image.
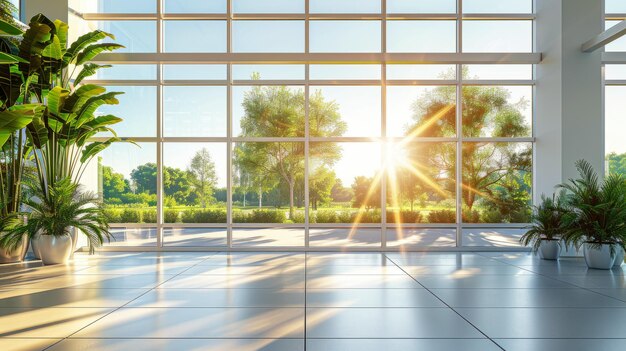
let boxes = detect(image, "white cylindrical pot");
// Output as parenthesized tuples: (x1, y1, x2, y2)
(539, 240, 561, 260)
(0, 234, 29, 264)
(33, 233, 72, 265)
(613, 245, 624, 268)
(584, 243, 616, 270)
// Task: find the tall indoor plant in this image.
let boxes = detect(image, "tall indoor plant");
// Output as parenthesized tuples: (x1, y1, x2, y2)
(559, 160, 626, 269)
(520, 191, 570, 260)
(0, 14, 126, 263)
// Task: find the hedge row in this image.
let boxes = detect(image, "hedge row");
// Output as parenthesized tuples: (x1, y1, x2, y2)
(104, 208, 478, 224)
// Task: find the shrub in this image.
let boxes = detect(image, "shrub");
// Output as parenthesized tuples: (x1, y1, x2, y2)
(164, 209, 180, 223)
(120, 208, 142, 223)
(232, 210, 248, 223)
(480, 208, 504, 223)
(337, 210, 353, 223)
(103, 208, 122, 223)
(142, 209, 157, 223)
(191, 209, 227, 223)
(428, 210, 456, 223)
(462, 207, 481, 223)
(315, 210, 338, 223)
(387, 210, 422, 224)
(357, 210, 381, 223)
(250, 209, 286, 223)
(291, 211, 305, 224)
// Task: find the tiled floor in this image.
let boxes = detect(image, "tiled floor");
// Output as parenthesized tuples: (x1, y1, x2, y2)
(0, 252, 625, 351)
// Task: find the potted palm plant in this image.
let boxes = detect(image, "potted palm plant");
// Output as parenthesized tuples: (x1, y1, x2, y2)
(559, 160, 626, 269)
(520, 191, 569, 260)
(5, 178, 112, 264)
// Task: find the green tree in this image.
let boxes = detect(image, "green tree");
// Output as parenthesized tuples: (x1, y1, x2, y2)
(188, 148, 218, 208)
(309, 166, 336, 210)
(100, 164, 129, 204)
(607, 152, 626, 176)
(408, 72, 531, 220)
(131, 163, 157, 194)
(352, 176, 380, 210)
(235, 84, 346, 217)
(331, 178, 353, 203)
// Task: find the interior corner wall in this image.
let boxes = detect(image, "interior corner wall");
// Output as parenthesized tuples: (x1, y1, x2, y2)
(535, 0, 603, 198)
(22, 0, 68, 23)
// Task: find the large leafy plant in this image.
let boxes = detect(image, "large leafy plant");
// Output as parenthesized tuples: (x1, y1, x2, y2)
(1, 178, 112, 252)
(519, 191, 570, 252)
(559, 160, 626, 252)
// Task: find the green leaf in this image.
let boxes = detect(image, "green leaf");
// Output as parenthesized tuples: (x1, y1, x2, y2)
(53, 20, 68, 50)
(64, 30, 115, 63)
(42, 35, 62, 60)
(73, 63, 112, 86)
(83, 114, 122, 130)
(62, 84, 107, 114)
(47, 86, 70, 115)
(0, 52, 28, 64)
(81, 138, 120, 163)
(0, 104, 44, 148)
(0, 19, 23, 36)
(25, 110, 48, 148)
(75, 43, 124, 66)
(75, 91, 123, 127)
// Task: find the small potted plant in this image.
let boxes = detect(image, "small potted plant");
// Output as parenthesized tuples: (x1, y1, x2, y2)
(520, 191, 569, 260)
(4, 179, 112, 265)
(559, 160, 626, 269)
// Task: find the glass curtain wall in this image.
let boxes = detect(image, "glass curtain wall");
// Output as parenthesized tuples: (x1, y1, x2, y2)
(69, 0, 535, 250)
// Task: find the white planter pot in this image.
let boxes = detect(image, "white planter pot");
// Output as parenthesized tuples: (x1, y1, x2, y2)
(0, 234, 29, 264)
(32, 233, 72, 265)
(539, 240, 561, 260)
(69, 227, 79, 258)
(583, 243, 616, 270)
(613, 245, 624, 268)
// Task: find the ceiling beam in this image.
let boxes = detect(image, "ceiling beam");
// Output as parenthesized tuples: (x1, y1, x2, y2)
(582, 19, 626, 53)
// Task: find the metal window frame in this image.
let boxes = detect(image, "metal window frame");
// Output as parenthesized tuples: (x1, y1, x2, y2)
(76, 0, 537, 252)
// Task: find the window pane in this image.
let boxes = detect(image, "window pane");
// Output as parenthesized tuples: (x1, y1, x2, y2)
(232, 228, 305, 247)
(309, 142, 382, 226)
(605, 65, 626, 80)
(163, 86, 227, 137)
(164, 21, 226, 53)
(232, 86, 304, 137)
(232, 142, 305, 225)
(606, 87, 626, 159)
(310, 0, 380, 14)
(462, 86, 532, 138)
(93, 142, 157, 229)
(386, 65, 456, 80)
(387, 86, 456, 138)
(386, 228, 456, 247)
(165, 0, 226, 13)
(164, 228, 227, 247)
(607, 0, 626, 13)
(163, 143, 228, 225)
(463, 21, 532, 53)
(87, 21, 156, 53)
(97, 86, 157, 137)
(462, 228, 525, 247)
(387, 21, 456, 53)
(463, 0, 532, 14)
(233, 21, 304, 53)
(163, 65, 227, 80)
(233, 65, 305, 80)
(233, 0, 304, 13)
(310, 21, 381, 53)
(311, 86, 381, 137)
(386, 142, 457, 224)
(464, 65, 533, 80)
(461, 143, 532, 224)
(70, 0, 156, 13)
(387, 0, 455, 14)
(89, 64, 157, 80)
(310, 65, 381, 80)
(606, 21, 626, 52)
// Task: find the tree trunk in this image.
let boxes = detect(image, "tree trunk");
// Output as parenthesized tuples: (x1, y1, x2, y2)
(258, 188, 263, 208)
(289, 180, 295, 219)
(243, 192, 246, 207)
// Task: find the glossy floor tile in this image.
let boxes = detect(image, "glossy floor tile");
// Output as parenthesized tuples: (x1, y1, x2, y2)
(0, 251, 623, 351)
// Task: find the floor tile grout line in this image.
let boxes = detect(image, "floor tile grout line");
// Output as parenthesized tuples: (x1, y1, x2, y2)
(41, 251, 223, 351)
(475, 253, 626, 305)
(384, 254, 506, 351)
